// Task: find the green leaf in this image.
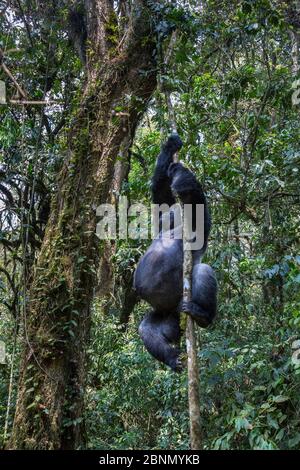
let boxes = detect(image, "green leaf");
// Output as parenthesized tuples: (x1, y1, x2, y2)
(288, 434, 300, 448)
(272, 396, 289, 403)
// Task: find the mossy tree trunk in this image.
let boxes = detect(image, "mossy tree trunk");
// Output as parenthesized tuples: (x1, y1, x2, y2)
(9, 0, 157, 450)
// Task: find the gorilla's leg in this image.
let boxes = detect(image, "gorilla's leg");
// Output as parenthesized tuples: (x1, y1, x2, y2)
(180, 263, 217, 328)
(138, 310, 182, 371)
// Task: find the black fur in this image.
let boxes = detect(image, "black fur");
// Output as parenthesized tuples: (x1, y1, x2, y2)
(134, 135, 218, 371)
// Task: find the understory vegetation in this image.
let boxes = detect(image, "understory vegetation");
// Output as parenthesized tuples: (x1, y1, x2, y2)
(0, 0, 300, 450)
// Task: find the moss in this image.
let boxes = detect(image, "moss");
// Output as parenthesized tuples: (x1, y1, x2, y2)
(105, 11, 119, 48)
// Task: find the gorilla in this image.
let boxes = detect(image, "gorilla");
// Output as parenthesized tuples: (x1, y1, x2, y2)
(133, 134, 217, 372)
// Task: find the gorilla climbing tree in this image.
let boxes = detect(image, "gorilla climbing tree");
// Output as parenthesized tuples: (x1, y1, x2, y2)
(2, 0, 300, 453)
(9, 0, 162, 450)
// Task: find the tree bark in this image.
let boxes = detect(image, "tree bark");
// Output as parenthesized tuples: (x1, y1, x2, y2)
(184, 247, 202, 450)
(9, 0, 158, 450)
(95, 134, 132, 307)
(186, 316, 202, 449)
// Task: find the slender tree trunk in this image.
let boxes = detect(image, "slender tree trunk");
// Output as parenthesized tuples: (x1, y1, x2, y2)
(186, 316, 202, 449)
(9, 0, 158, 450)
(184, 248, 201, 449)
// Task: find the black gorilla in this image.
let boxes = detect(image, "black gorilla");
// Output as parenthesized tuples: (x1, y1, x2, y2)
(134, 134, 217, 371)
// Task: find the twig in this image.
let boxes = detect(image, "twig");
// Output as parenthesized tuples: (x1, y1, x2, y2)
(0, 47, 27, 99)
(9, 99, 60, 105)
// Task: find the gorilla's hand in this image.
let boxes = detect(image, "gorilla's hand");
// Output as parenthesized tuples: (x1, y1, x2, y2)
(179, 300, 211, 328)
(163, 133, 183, 155)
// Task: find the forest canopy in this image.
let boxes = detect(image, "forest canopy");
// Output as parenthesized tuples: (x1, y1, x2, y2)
(0, 0, 300, 452)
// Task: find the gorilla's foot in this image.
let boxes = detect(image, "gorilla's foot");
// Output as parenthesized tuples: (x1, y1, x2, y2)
(179, 300, 212, 328)
(168, 349, 186, 373)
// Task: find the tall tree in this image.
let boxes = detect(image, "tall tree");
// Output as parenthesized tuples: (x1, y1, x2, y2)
(9, 0, 160, 449)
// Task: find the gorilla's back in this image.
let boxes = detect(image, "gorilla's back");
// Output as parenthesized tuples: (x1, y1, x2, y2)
(134, 238, 183, 312)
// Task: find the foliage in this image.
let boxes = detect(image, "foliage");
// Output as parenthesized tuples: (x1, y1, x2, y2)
(0, 0, 300, 450)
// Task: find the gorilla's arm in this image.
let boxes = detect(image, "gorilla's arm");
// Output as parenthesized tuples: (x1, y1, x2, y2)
(168, 162, 206, 207)
(151, 134, 183, 205)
